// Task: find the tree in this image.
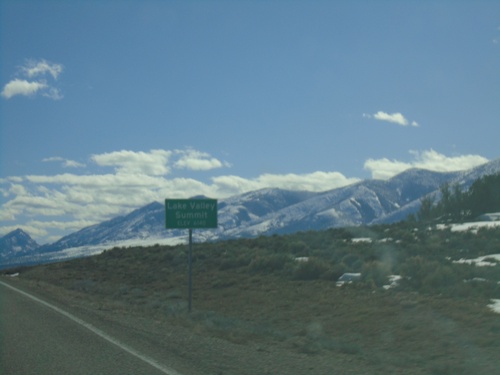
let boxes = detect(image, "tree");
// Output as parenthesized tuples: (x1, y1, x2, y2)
(450, 183, 467, 221)
(437, 182, 452, 219)
(414, 173, 500, 223)
(417, 195, 435, 222)
(467, 173, 500, 217)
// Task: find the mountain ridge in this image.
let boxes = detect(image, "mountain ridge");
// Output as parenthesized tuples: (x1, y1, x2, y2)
(0, 228, 40, 261)
(2, 159, 499, 268)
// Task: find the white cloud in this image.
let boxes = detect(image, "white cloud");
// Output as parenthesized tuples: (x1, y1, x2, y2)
(22, 59, 63, 79)
(90, 149, 230, 175)
(28, 219, 96, 233)
(64, 160, 85, 168)
(211, 175, 263, 196)
(363, 159, 412, 180)
(364, 111, 419, 127)
(0, 208, 16, 221)
(409, 150, 488, 171)
(43, 157, 85, 168)
(0, 218, 99, 240)
(8, 169, 355, 223)
(364, 149, 489, 179)
(91, 149, 172, 176)
(42, 157, 63, 163)
(1, 79, 47, 99)
(21, 168, 357, 206)
(258, 171, 358, 192)
(0, 224, 48, 239)
(216, 171, 359, 196)
(2, 147, 488, 243)
(9, 183, 29, 197)
(174, 149, 231, 171)
(1, 59, 64, 100)
(0, 148, 362, 242)
(374, 111, 408, 125)
(43, 87, 63, 100)
(212, 172, 359, 196)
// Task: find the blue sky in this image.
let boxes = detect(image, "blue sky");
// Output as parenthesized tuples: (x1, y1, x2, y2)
(1, 0, 499, 243)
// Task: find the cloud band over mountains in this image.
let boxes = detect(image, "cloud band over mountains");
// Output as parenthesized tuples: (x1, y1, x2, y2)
(0, 148, 488, 243)
(364, 150, 488, 180)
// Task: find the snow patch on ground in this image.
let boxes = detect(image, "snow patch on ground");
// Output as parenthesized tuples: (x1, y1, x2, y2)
(383, 275, 402, 290)
(488, 299, 500, 314)
(352, 238, 372, 243)
(317, 208, 340, 218)
(336, 273, 361, 286)
(437, 221, 500, 233)
(453, 254, 500, 267)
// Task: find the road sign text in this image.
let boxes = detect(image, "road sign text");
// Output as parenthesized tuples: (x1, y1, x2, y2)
(165, 199, 218, 229)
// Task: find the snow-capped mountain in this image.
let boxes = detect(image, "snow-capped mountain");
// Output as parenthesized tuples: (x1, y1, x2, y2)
(451, 158, 500, 187)
(2, 158, 500, 268)
(0, 229, 40, 260)
(37, 160, 498, 252)
(36, 202, 167, 254)
(222, 168, 461, 237)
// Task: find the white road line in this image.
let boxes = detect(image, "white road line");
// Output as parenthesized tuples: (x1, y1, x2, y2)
(0, 281, 183, 375)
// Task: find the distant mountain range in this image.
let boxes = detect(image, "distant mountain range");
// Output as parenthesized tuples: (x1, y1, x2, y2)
(2, 158, 500, 269)
(0, 228, 39, 260)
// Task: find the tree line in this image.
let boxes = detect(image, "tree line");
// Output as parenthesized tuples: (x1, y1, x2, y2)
(415, 172, 500, 223)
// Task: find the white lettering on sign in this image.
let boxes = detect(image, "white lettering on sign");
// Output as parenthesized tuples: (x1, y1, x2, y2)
(165, 198, 218, 229)
(167, 202, 187, 210)
(166, 201, 216, 211)
(175, 212, 209, 219)
(189, 201, 216, 211)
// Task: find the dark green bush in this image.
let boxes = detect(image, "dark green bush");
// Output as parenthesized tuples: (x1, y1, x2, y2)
(219, 252, 252, 270)
(291, 258, 331, 280)
(361, 261, 392, 287)
(341, 253, 363, 272)
(249, 253, 292, 273)
(422, 265, 457, 291)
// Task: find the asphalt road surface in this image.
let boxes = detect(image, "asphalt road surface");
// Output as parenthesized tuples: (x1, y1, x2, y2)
(0, 281, 182, 375)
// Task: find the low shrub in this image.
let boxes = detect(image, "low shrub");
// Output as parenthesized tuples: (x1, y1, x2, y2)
(291, 258, 331, 280)
(361, 261, 392, 288)
(249, 254, 292, 274)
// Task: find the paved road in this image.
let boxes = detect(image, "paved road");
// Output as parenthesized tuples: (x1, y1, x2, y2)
(0, 281, 182, 375)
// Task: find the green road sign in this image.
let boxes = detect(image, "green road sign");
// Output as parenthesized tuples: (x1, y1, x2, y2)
(165, 199, 218, 229)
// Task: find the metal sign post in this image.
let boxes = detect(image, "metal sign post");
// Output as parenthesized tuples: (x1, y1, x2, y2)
(165, 198, 218, 313)
(188, 228, 193, 312)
